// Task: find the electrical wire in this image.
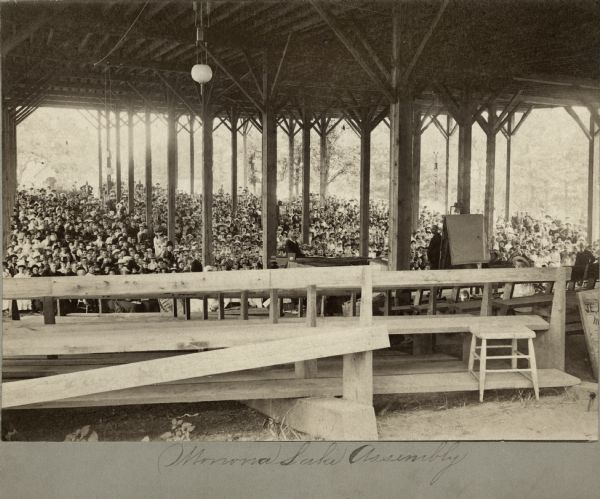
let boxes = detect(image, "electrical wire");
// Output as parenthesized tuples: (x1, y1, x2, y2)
(93, 1, 150, 67)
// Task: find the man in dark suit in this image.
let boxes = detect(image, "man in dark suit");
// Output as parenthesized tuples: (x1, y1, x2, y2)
(284, 230, 304, 258)
(427, 225, 442, 270)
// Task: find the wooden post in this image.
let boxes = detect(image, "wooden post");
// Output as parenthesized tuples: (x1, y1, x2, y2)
(262, 108, 278, 268)
(240, 290, 249, 320)
(242, 121, 249, 188)
(288, 120, 296, 200)
(97, 110, 103, 201)
(42, 297, 55, 325)
(167, 106, 177, 244)
(115, 106, 122, 202)
(295, 285, 319, 378)
(185, 298, 191, 320)
(269, 289, 279, 324)
(217, 293, 225, 320)
(587, 114, 595, 244)
(144, 107, 153, 232)
(301, 115, 311, 245)
(388, 93, 413, 270)
(231, 112, 239, 212)
(445, 115, 451, 214)
(202, 105, 214, 267)
(105, 107, 112, 195)
(359, 121, 371, 258)
(457, 121, 472, 214)
(189, 115, 195, 195)
(318, 120, 328, 204)
(484, 103, 497, 242)
(2, 108, 17, 252)
(412, 107, 421, 231)
(127, 106, 135, 215)
(343, 266, 374, 404)
(202, 296, 208, 320)
(504, 114, 512, 220)
(536, 268, 568, 370)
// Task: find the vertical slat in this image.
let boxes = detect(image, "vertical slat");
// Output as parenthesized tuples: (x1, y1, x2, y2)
(428, 287, 438, 315)
(42, 296, 55, 325)
(115, 107, 122, 201)
(217, 293, 225, 320)
(185, 298, 191, 320)
(172, 298, 178, 318)
(240, 290, 249, 320)
(351, 291, 357, 317)
(383, 290, 391, 316)
(295, 284, 318, 378)
(202, 296, 208, 320)
(269, 289, 279, 324)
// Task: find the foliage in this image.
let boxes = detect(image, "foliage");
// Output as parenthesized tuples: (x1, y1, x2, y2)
(64, 425, 99, 442)
(159, 418, 196, 442)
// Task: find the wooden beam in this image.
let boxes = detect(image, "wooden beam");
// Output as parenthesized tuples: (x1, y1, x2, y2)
(167, 104, 178, 244)
(189, 115, 195, 195)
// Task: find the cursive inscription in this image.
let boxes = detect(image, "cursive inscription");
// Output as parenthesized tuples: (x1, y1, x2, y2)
(158, 441, 467, 485)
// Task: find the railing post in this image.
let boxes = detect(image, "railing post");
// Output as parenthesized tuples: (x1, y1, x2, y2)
(240, 290, 249, 320)
(536, 267, 568, 370)
(343, 266, 374, 404)
(42, 296, 56, 325)
(295, 284, 318, 378)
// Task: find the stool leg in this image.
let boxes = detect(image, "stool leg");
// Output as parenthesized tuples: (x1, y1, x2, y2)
(511, 338, 518, 369)
(479, 339, 487, 402)
(528, 338, 540, 400)
(468, 334, 477, 373)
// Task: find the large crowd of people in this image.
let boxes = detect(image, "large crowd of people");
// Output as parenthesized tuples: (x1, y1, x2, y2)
(3, 184, 599, 290)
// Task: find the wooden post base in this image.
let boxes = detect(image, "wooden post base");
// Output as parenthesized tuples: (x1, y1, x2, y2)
(244, 397, 379, 440)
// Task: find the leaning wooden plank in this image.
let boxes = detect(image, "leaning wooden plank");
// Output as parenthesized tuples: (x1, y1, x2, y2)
(10, 369, 580, 410)
(3, 321, 378, 356)
(2, 325, 389, 408)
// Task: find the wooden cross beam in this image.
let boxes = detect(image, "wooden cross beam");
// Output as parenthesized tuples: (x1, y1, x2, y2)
(402, 0, 450, 84)
(241, 50, 265, 100)
(308, 0, 394, 102)
(203, 45, 265, 114)
(565, 106, 592, 140)
(270, 33, 293, 100)
(156, 72, 199, 118)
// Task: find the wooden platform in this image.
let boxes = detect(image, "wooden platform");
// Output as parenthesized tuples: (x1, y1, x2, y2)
(3, 349, 579, 409)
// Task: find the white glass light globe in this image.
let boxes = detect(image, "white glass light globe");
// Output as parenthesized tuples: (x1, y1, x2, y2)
(191, 64, 213, 83)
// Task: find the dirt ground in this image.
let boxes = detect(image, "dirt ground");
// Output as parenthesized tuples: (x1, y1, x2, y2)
(2, 333, 598, 442)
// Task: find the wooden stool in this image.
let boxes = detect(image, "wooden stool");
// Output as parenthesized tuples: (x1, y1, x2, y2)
(468, 326, 539, 402)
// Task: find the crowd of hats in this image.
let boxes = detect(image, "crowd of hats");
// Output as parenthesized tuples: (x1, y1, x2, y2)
(3, 183, 598, 282)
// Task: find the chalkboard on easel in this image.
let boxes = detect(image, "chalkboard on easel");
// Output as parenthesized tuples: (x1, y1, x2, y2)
(440, 214, 490, 267)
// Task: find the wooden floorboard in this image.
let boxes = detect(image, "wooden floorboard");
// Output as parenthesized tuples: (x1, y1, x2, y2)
(8, 369, 579, 409)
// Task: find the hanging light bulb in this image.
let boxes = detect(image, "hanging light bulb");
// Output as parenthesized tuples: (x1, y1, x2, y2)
(191, 63, 213, 83)
(191, 1, 213, 84)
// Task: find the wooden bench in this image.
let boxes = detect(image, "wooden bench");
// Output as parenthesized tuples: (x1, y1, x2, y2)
(3, 266, 390, 440)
